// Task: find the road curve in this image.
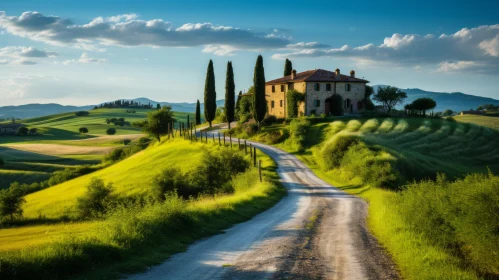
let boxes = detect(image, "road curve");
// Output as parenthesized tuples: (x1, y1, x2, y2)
(128, 136, 399, 280)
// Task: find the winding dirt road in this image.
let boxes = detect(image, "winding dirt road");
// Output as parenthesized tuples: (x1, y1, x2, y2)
(128, 136, 399, 279)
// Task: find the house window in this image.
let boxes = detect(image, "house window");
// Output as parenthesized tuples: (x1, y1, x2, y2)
(345, 84, 351, 91)
(315, 99, 321, 107)
(288, 83, 294, 90)
(344, 98, 351, 108)
(272, 85, 275, 93)
(271, 100, 275, 108)
(281, 85, 285, 92)
(280, 100, 283, 107)
(326, 83, 331, 91)
(314, 83, 320, 91)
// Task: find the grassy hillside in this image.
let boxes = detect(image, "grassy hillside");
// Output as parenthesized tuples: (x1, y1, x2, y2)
(454, 114, 499, 130)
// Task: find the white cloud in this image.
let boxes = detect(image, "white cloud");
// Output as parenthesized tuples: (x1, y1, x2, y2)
(0, 46, 58, 65)
(61, 53, 107, 65)
(202, 45, 237, 56)
(479, 35, 499, 57)
(272, 24, 499, 74)
(286, 42, 330, 49)
(0, 11, 290, 55)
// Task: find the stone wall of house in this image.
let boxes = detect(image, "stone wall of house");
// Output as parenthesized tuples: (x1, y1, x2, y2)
(265, 82, 306, 118)
(305, 82, 366, 115)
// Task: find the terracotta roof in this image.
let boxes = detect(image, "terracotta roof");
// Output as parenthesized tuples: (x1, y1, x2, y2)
(266, 69, 369, 84)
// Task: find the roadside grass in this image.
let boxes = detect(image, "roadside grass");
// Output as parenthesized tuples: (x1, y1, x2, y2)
(0, 139, 285, 280)
(245, 116, 498, 279)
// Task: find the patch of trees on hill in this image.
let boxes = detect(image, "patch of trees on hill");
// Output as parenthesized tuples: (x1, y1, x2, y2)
(93, 100, 155, 109)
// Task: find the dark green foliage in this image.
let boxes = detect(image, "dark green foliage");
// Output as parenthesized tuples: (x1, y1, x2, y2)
(106, 128, 116, 135)
(225, 61, 235, 129)
(105, 139, 150, 163)
(364, 85, 375, 110)
(235, 91, 242, 119)
(152, 168, 196, 201)
(191, 149, 249, 194)
(76, 178, 114, 219)
(0, 157, 4, 168)
(397, 173, 499, 275)
(288, 118, 310, 152)
(29, 128, 38, 135)
(204, 60, 217, 127)
(261, 115, 277, 126)
(195, 100, 201, 125)
(284, 58, 292, 76)
(48, 166, 95, 187)
(286, 89, 304, 118)
(411, 97, 437, 116)
(79, 127, 89, 134)
(75, 111, 89, 116)
(0, 183, 26, 222)
(135, 106, 175, 141)
(372, 86, 407, 113)
(16, 126, 28, 136)
(156, 104, 161, 110)
(318, 134, 360, 170)
(442, 109, 454, 116)
(252, 55, 266, 129)
(330, 94, 344, 116)
(123, 139, 131, 145)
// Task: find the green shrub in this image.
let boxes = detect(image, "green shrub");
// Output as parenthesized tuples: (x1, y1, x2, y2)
(123, 139, 131, 145)
(76, 178, 114, 219)
(0, 183, 26, 222)
(396, 172, 499, 275)
(286, 89, 304, 118)
(16, 126, 29, 136)
(151, 168, 197, 200)
(242, 121, 259, 136)
(48, 166, 95, 187)
(79, 127, 89, 134)
(106, 128, 116, 135)
(75, 111, 89, 116)
(261, 114, 277, 126)
(288, 118, 310, 152)
(316, 134, 360, 170)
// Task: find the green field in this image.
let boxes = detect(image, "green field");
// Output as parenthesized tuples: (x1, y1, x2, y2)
(0, 108, 197, 188)
(454, 114, 499, 130)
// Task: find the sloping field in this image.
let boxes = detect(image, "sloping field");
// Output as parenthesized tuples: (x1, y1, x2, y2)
(454, 114, 499, 130)
(22, 139, 213, 219)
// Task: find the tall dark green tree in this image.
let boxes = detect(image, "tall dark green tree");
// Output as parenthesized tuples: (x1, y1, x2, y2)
(225, 61, 235, 129)
(204, 60, 217, 127)
(235, 91, 242, 119)
(253, 55, 266, 129)
(195, 99, 201, 125)
(284, 58, 293, 76)
(0, 183, 25, 222)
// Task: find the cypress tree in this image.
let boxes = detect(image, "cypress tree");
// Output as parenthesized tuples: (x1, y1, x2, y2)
(225, 61, 235, 129)
(253, 55, 266, 130)
(204, 59, 216, 127)
(195, 99, 201, 125)
(235, 90, 242, 120)
(284, 58, 292, 76)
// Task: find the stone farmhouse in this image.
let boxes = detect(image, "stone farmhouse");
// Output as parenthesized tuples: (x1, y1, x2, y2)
(0, 123, 23, 135)
(265, 68, 369, 117)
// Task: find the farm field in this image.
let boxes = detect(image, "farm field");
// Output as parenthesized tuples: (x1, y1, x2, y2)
(454, 114, 499, 130)
(0, 109, 197, 188)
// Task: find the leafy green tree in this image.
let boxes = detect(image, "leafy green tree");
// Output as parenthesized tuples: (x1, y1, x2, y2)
(235, 91, 242, 119)
(330, 94, 344, 116)
(135, 106, 175, 141)
(0, 183, 26, 222)
(79, 127, 89, 134)
(204, 59, 217, 127)
(442, 109, 454, 116)
(411, 98, 437, 117)
(364, 85, 375, 110)
(286, 89, 304, 118)
(284, 58, 292, 76)
(16, 126, 29, 136)
(106, 128, 116, 135)
(225, 61, 235, 129)
(252, 55, 266, 129)
(372, 86, 407, 113)
(156, 103, 161, 110)
(195, 99, 201, 125)
(76, 178, 114, 218)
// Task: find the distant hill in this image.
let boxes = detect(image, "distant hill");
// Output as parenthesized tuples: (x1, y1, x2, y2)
(0, 98, 225, 119)
(372, 85, 499, 112)
(0, 104, 95, 120)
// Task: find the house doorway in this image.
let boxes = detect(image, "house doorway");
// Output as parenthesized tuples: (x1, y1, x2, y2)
(325, 98, 332, 116)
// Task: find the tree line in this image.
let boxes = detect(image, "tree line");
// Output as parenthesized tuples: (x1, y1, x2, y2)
(93, 100, 155, 109)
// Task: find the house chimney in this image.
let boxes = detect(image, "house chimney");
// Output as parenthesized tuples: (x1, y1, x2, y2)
(335, 68, 340, 76)
(291, 69, 296, 79)
(350, 70, 355, 78)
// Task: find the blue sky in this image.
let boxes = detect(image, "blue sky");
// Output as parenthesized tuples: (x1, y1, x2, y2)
(1, 0, 498, 105)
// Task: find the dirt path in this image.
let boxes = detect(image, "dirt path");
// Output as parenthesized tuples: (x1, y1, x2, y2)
(128, 133, 399, 280)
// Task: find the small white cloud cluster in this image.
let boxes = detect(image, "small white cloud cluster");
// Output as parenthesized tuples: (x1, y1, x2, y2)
(273, 24, 499, 74)
(0, 46, 58, 65)
(61, 53, 107, 65)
